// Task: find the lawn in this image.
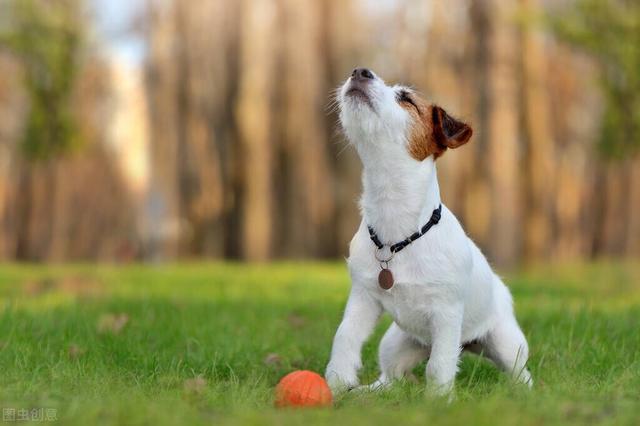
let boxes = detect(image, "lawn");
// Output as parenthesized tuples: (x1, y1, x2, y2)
(0, 262, 639, 425)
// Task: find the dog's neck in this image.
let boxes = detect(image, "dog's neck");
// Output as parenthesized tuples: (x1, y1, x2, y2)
(360, 155, 441, 245)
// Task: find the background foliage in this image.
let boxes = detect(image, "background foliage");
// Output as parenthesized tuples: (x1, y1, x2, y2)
(551, 0, 640, 159)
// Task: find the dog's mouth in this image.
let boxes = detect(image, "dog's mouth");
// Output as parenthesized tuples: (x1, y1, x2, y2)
(346, 87, 369, 100)
(345, 86, 373, 109)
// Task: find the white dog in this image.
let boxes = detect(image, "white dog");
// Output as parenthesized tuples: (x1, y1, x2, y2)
(325, 68, 532, 395)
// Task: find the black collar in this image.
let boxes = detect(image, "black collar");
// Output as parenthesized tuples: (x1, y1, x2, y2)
(367, 204, 442, 253)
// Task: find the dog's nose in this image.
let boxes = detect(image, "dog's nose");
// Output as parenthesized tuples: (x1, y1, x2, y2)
(351, 67, 374, 81)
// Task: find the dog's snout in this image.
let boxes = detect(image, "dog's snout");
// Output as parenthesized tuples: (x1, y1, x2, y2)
(351, 67, 374, 81)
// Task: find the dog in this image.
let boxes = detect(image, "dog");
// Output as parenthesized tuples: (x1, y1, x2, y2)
(325, 68, 532, 395)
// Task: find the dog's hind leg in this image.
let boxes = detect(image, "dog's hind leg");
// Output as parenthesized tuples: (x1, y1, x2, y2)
(368, 322, 429, 390)
(482, 316, 532, 387)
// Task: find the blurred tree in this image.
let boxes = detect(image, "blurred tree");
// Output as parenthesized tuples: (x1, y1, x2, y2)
(0, 0, 82, 160)
(235, 0, 277, 261)
(0, 0, 84, 259)
(520, 0, 556, 261)
(0, 0, 623, 264)
(146, 0, 239, 259)
(552, 0, 640, 159)
(471, 0, 523, 266)
(551, 0, 640, 258)
(278, 0, 334, 257)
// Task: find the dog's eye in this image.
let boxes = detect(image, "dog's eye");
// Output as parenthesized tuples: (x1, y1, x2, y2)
(397, 90, 419, 112)
(397, 90, 411, 102)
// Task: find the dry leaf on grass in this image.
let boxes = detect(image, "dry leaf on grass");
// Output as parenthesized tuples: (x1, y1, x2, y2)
(24, 278, 55, 296)
(24, 276, 105, 298)
(263, 353, 283, 367)
(290, 358, 307, 369)
(287, 313, 306, 329)
(68, 344, 86, 359)
(97, 313, 129, 334)
(183, 376, 208, 395)
(57, 276, 105, 297)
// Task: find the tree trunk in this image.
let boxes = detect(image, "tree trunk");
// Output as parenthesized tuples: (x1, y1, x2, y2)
(235, 0, 278, 261)
(14, 164, 34, 260)
(280, 0, 334, 257)
(472, 0, 522, 267)
(520, 0, 555, 262)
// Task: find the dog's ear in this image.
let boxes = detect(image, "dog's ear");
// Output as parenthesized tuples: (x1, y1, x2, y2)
(431, 105, 472, 149)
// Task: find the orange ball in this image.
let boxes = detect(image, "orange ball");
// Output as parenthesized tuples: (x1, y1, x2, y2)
(275, 370, 333, 408)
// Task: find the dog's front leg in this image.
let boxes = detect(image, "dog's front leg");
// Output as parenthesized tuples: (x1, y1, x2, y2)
(425, 306, 463, 396)
(325, 287, 381, 393)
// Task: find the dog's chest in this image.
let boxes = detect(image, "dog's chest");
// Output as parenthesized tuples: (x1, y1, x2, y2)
(376, 281, 437, 338)
(348, 214, 469, 340)
(350, 249, 452, 340)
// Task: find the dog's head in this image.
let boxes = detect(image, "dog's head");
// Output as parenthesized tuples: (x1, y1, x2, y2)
(338, 68, 472, 162)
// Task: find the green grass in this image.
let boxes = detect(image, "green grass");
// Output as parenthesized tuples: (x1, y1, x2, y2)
(0, 261, 639, 425)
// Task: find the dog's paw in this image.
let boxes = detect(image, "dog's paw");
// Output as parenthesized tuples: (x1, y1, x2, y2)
(325, 370, 358, 395)
(351, 379, 390, 393)
(425, 380, 455, 402)
(515, 369, 533, 389)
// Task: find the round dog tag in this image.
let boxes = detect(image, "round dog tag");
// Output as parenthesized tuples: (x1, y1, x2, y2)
(378, 268, 394, 290)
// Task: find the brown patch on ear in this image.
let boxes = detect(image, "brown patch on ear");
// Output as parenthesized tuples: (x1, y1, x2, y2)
(399, 94, 472, 161)
(431, 105, 473, 149)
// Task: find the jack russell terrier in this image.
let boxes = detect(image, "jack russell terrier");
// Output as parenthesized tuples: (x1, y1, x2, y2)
(325, 68, 532, 395)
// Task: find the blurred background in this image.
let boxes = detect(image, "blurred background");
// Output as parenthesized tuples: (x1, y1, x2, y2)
(0, 0, 638, 267)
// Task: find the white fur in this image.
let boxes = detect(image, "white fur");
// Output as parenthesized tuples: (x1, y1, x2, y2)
(325, 70, 532, 395)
